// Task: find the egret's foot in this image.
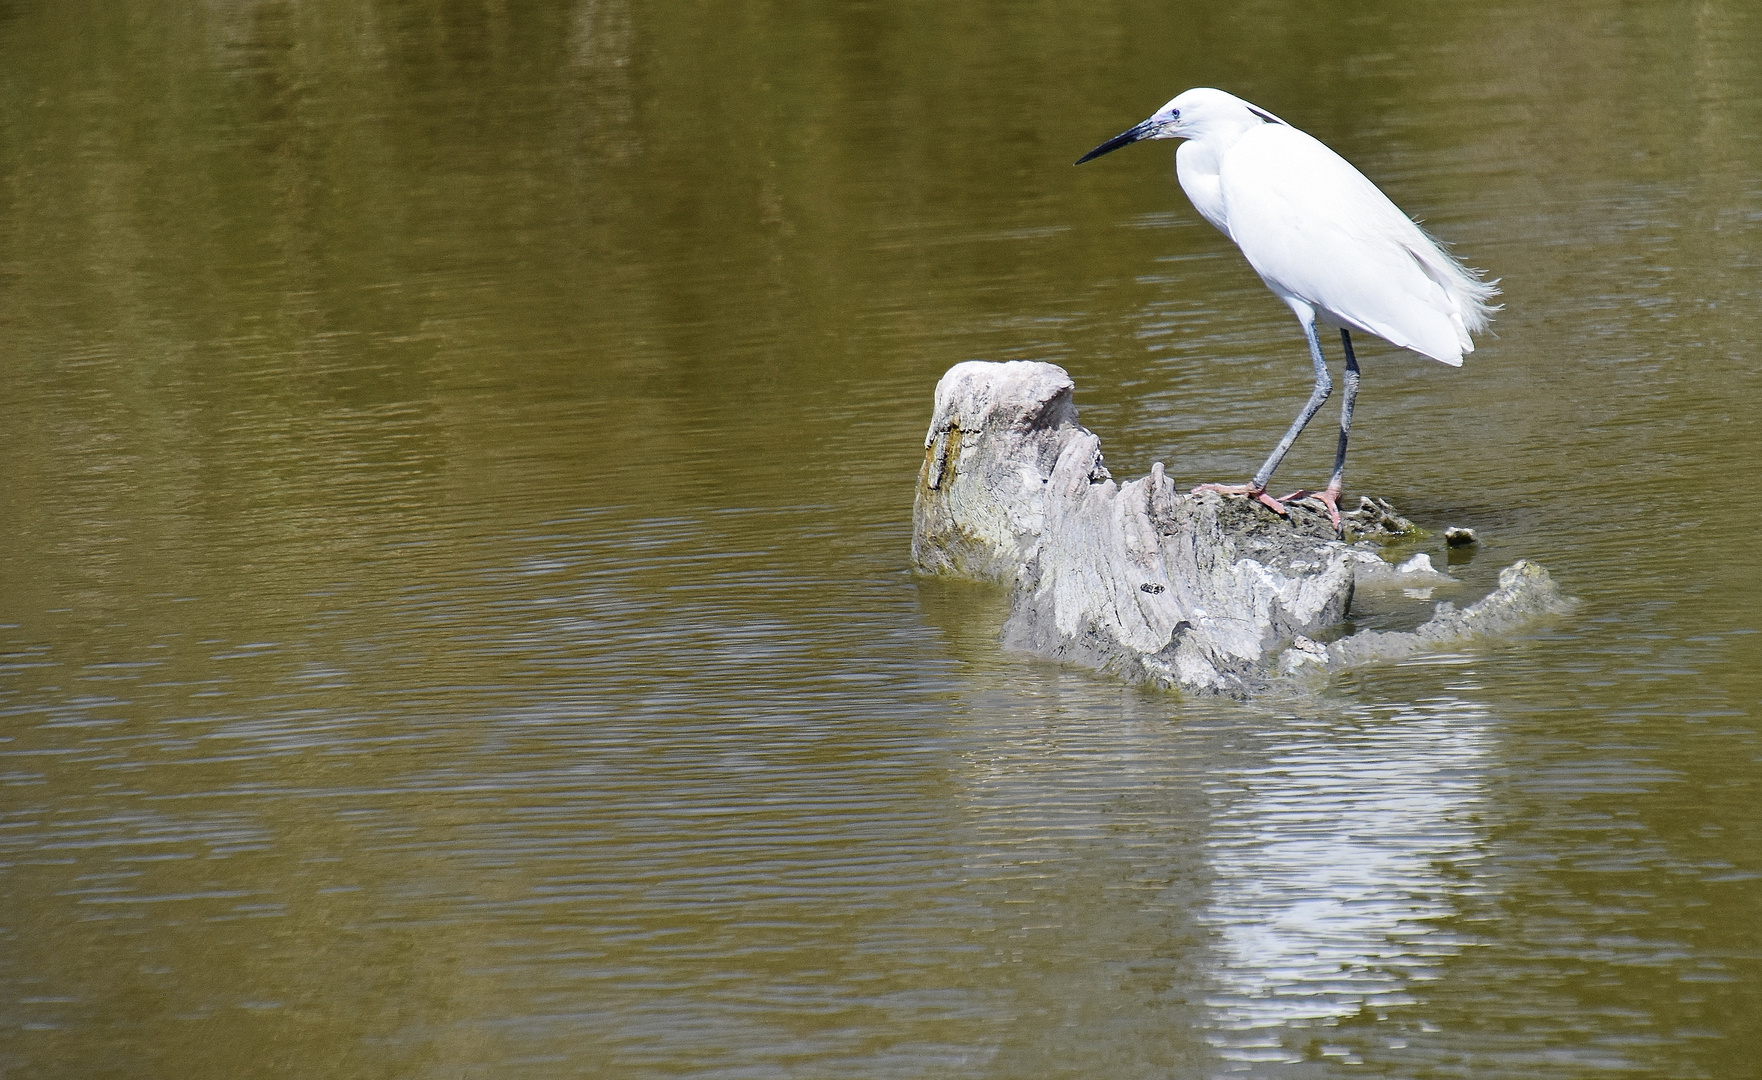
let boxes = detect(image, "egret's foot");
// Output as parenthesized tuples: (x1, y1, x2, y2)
(1192, 482, 1288, 517)
(1281, 487, 1343, 533)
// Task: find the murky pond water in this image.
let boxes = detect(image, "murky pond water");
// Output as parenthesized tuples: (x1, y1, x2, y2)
(3, 1, 1760, 1076)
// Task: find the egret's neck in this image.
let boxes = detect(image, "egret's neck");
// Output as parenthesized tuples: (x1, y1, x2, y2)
(1175, 138, 1231, 236)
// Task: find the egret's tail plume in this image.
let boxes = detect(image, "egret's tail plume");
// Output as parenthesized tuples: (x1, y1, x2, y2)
(1409, 233, 1500, 351)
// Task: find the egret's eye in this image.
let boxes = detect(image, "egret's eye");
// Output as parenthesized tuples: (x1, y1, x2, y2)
(1167, 109, 1180, 122)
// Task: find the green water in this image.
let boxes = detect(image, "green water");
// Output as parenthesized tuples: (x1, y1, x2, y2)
(2, 1, 1759, 1076)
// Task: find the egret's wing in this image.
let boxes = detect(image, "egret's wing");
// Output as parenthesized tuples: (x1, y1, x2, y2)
(1219, 125, 1488, 364)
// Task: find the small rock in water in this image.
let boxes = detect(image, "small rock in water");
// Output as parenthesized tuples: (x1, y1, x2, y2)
(1444, 526, 1479, 547)
(1395, 553, 1441, 599)
(1396, 553, 1437, 575)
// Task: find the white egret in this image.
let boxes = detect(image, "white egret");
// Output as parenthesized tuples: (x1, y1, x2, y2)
(1077, 88, 1498, 530)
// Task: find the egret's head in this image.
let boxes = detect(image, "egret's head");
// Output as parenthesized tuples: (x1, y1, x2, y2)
(1075, 88, 1283, 164)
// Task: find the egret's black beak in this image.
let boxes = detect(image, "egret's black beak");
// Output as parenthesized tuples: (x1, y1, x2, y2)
(1075, 118, 1160, 165)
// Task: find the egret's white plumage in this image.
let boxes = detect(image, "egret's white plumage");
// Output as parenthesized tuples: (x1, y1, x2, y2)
(1078, 87, 1498, 526)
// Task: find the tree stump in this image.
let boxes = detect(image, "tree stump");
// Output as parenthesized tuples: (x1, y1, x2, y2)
(913, 360, 1573, 695)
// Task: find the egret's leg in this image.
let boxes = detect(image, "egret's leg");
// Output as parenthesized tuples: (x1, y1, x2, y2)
(1329, 329, 1361, 493)
(1284, 329, 1359, 531)
(1250, 319, 1334, 490)
(1194, 317, 1332, 517)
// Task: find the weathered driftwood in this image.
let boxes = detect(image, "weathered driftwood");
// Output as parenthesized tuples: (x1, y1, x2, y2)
(913, 360, 1573, 695)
